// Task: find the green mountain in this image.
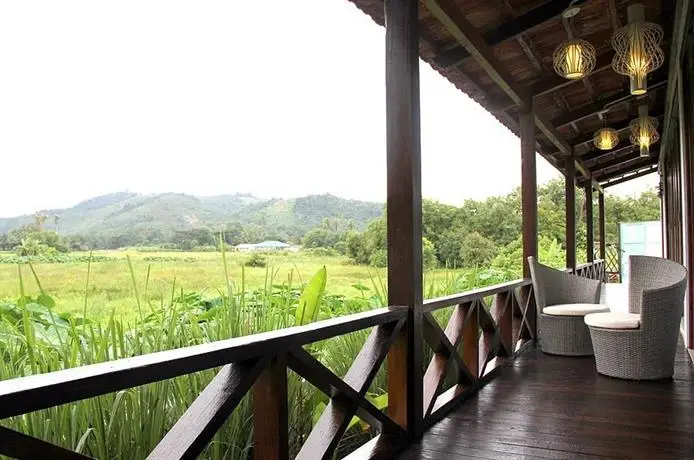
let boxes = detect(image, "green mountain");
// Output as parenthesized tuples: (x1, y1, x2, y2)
(0, 192, 383, 241)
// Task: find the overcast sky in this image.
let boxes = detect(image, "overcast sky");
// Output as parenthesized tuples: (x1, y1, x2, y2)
(0, 0, 656, 218)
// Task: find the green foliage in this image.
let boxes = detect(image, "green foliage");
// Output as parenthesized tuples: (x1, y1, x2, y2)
(301, 217, 354, 252)
(0, 254, 111, 264)
(345, 217, 386, 266)
(344, 179, 659, 273)
(303, 247, 339, 257)
(0, 264, 362, 459)
(244, 253, 267, 268)
(458, 232, 497, 267)
(16, 237, 59, 257)
(422, 237, 438, 270)
(295, 266, 327, 325)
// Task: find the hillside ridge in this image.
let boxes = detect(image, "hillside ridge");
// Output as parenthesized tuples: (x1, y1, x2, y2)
(0, 192, 383, 240)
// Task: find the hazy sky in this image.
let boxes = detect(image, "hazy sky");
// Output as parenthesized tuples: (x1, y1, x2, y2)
(0, 0, 656, 217)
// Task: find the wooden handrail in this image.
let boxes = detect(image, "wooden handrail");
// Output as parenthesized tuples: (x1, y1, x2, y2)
(0, 306, 407, 420)
(423, 278, 530, 312)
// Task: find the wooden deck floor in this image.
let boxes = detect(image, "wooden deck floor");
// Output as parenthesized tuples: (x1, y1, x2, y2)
(400, 340, 694, 460)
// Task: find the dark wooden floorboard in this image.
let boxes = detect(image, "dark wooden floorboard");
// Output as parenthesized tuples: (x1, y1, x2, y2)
(400, 339, 694, 460)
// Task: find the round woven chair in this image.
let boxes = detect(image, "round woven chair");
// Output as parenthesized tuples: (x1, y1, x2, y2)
(585, 256, 687, 380)
(528, 257, 605, 356)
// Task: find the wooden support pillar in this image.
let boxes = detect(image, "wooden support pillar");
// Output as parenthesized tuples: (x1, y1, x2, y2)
(565, 152, 576, 271)
(253, 356, 289, 460)
(521, 105, 538, 278)
(598, 191, 606, 261)
(385, 0, 423, 439)
(585, 184, 594, 263)
(679, 45, 694, 349)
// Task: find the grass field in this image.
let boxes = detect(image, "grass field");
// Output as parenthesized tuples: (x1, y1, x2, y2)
(0, 250, 389, 322)
(0, 249, 514, 324)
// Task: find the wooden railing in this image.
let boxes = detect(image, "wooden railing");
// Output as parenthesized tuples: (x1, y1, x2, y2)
(574, 259, 605, 282)
(0, 262, 622, 459)
(419, 279, 536, 429)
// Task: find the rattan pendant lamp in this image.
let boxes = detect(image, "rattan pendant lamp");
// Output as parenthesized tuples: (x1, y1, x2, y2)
(552, 5, 596, 80)
(593, 113, 619, 151)
(611, 3, 665, 95)
(630, 104, 659, 157)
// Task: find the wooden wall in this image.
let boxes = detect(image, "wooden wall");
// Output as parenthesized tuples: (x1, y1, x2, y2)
(663, 37, 694, 349)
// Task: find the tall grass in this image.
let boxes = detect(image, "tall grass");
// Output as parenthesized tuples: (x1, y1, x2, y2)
(0, 255, 513, 459)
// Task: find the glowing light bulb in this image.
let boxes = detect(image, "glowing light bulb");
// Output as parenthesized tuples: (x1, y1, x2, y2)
(565, 43, 585, 79)
(638, 132, 652, 157)
(553, 39, 595, 80)
(628, 36, 649, 94)
(593, 128, 619, 150)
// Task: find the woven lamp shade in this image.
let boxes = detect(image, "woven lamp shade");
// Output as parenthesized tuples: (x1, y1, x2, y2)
(593, 128, 620, 150)
(629, 112, 659, 158)
(611, 4, 664, 95)
(553, 38, 596, 80)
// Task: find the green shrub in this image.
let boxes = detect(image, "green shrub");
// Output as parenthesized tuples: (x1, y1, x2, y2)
(304, 247, 338, 257)
(244, 252, 267, 267)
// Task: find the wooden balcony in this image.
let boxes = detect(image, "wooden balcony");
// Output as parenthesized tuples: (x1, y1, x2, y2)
(2, 0, 694, 458)
(401, 340, 694, 460)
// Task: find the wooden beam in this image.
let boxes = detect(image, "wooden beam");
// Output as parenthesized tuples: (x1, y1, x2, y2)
(425, 0, 528, 107)
(551, 80, 668, 128)
(0, 426, 94, 460)
(287, 346, 406, 437)
(583, 144, 643, 164)
(149, 358, 270, 460)
(521, 106, 538, 278)
(585, 185, 594, 263)
(425, 0, 592, 185)
(590, 152, 647, 176)
(384, 0, 423, 439)
(565, 152, 576, 271)
(598, 191, 606, 260)
(296, 323, 403, 459)
(658, 0, 692, 165)
(601, 165, 659, 187)
(530, 51, 613, 99)
(593, 157, 660, 183)
(608, 0, 620, 32)
(434, 0, 587, 68)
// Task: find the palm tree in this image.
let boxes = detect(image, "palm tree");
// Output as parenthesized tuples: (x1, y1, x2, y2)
(34, 213, 47, 230)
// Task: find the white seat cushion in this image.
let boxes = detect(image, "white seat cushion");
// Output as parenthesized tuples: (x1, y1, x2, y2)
(584, 312, 640, 329)
(543, 303, 610, 316)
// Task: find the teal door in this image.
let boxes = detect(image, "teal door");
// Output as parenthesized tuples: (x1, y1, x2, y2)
(620, 221, 662, 283)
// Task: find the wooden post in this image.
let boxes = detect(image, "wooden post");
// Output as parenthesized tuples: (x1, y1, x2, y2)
(585, 184, 594, 263)
(565, 152, 576, 271)
(598, 191, 606, 261)
(253, 356, 288, 460)
(521, 105, 537, 278)
(679, 45, 694, 349)
(385, 0, 423, 439)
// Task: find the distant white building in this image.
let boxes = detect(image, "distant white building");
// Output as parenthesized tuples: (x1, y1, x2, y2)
(234, 243, 257, 252)
(234, 240, 292, 252)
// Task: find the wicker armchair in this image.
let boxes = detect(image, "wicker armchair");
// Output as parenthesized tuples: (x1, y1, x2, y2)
(528, 257, 605, 356)
(585, 256, 688, 380)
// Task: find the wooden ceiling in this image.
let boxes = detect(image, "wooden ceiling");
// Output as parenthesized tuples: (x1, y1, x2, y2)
(346, 0, 673, 188)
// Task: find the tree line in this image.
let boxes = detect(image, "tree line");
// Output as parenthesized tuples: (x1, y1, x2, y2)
(319, 179, 660, 272)
(0, 179, 659, 267)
